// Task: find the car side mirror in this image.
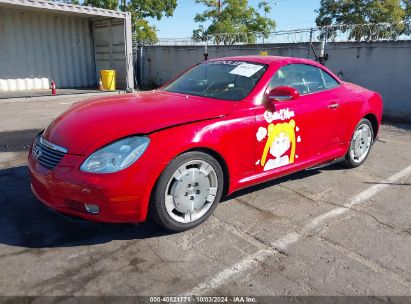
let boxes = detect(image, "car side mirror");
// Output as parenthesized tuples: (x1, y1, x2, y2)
(267, 86, 300, 102)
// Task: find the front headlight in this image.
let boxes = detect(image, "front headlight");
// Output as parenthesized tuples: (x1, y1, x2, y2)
(80, 136, 150, 173)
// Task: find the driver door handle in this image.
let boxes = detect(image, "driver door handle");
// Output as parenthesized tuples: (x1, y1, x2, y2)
(328, 102, 340, 109)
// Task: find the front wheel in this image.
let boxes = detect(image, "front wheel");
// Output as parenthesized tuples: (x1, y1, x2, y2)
(345, 118, 374, 168)
(149, 151, 224, 232)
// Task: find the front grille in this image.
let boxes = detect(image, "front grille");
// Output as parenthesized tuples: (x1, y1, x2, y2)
(54, 200, 87, 214)
(32, 136, 67, 170)
(62, 200, 86, 213)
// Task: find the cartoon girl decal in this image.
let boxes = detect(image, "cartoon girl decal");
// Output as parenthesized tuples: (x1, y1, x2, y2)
(260, 119, 296, 171)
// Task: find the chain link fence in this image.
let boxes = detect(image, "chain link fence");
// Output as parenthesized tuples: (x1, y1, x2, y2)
(152, 21, 411, 46)
(132, 22, 411, 90)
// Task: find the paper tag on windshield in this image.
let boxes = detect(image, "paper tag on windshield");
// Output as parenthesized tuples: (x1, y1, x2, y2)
(229, 63, 264, 78)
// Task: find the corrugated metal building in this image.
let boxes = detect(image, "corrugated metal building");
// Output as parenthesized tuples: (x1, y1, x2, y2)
(0, 0, 133, 92)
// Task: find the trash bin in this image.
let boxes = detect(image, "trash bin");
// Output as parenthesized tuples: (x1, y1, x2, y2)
(100, 70, 116, 91)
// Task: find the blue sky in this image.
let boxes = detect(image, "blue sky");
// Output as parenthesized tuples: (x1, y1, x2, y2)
(149, 0, 321, 38)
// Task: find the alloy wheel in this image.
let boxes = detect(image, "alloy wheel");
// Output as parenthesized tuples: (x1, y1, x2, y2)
(164, 160, 218, 223)
(350, 123, 372, 164)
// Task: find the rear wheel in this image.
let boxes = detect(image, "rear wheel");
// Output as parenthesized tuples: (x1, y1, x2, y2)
(345, 118, 374, 168)
(149, 151, 224, 232)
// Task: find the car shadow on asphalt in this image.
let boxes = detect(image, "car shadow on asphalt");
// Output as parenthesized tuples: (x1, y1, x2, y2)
(0, 162, 347, 249)
(382, 121, 411, 132)
(0, 165, 172, 249)
(0, 129, 43, 152)
(223, 162, 347, 201)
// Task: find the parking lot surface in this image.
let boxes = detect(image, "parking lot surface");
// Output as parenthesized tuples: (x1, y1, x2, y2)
(0, 95, 410, 296)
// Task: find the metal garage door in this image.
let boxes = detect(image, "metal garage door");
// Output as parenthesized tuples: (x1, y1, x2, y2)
(0, 7, 95, 91)
(93, 19, 127, 89)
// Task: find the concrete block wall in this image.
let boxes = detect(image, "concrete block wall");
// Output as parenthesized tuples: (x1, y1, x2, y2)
(142, 41, 411, 121)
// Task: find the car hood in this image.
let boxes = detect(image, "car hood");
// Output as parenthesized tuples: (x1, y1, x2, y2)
(43, 91, 236, 155)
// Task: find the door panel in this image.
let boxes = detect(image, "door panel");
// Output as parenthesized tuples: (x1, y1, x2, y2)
(254, 99, 307, 173)
(299, 89, 342, 155)
(254, 64, 343, 175)
(254, 91, 341, 174)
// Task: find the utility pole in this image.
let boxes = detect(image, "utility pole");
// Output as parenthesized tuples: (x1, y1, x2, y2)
(260, 1, 279, 44)
(218, 0, 221, 17)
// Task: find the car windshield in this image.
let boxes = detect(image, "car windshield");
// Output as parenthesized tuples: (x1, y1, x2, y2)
(163, 60, 268, 101)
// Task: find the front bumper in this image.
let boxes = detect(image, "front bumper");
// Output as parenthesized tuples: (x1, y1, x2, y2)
(28, 148, 159, 223)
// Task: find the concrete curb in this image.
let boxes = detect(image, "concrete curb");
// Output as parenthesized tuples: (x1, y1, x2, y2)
(0, 91, 126, 103)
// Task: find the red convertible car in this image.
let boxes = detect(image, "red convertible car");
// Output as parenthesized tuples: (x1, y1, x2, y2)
(29, 56, 383, 231)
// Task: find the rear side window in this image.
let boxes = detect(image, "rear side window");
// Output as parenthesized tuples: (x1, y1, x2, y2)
(269, 64, 340, 95)
(320, 69, 340, 89)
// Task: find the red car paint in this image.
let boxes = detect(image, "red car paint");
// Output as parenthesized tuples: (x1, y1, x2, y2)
(28, 56, 383, 223)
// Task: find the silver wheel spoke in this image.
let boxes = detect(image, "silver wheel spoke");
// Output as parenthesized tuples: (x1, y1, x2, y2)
(361, 128, 368, 139)
(209, 187, 217, 196)
(207, 187, 217, 203)
(200, 163, 213, 176)
(172, 167, 185, 180)
(165, 195, 175, 213)
(206, 194, 216, 203)
(184, 213, 192, 223)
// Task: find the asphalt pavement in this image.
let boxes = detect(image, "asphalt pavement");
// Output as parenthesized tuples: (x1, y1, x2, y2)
(0, 95, 410, 298)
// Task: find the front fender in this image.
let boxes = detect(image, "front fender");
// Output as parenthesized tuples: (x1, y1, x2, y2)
(145, 113, 256, 195)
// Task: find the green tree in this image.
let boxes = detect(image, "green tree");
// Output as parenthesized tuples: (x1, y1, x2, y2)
(82, 0, 177, 44)
(404, 0, 411, 20)
(404, 0, 411, 34)
(193, 0, 276, 44)
(402, 0, 410, 12)
(315, 0, 408, 41)
(82, 0, 117, 9)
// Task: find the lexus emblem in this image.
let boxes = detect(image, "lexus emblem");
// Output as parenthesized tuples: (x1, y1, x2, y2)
(33, 146, 42, 159)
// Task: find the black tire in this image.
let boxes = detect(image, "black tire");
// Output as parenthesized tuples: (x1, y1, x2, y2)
(149, 151, 224, 232)
(344, 118, 374, 168)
